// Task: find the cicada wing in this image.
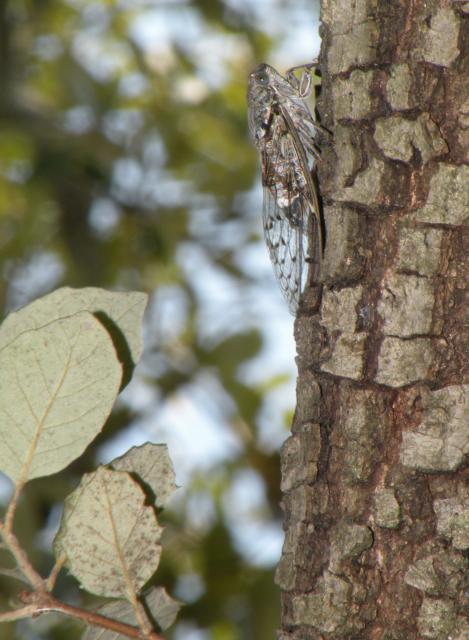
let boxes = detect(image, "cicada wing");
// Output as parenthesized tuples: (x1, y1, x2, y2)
(261, 138, 322, 313)
(262, 184, 308, 315)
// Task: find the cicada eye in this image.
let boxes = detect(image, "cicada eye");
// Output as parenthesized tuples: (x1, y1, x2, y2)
(256, 70, 269, 85)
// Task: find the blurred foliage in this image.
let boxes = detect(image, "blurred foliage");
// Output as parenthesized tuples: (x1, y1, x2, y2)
(0, 0, 318, 638)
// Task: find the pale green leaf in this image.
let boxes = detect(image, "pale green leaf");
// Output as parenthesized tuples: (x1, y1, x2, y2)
(55, 467, 162, 598)
(53, 475, 85, 559)
(0, 312, 121, 482)
(111, 443, 178, 509)
(144, 586, 181, 631)
(0, 287, 148, 386)
(82, 587, 181, 639)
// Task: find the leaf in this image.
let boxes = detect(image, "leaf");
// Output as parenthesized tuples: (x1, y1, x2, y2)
(54, 467, 163, 598)
(0, 312, 121, 482)
(111, 443, 178, 509)
(82, 587, 181, 639)
(0, 287, 148, 388)
(144, 586, 181, 631)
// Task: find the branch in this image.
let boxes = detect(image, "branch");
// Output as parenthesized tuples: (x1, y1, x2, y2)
(0, 529, 166, 639)
(0, 604, 38, 622)
(18, 591, 166, 640)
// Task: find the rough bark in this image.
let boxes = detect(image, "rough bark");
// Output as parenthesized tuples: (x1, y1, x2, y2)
(277, 1, 468, 639)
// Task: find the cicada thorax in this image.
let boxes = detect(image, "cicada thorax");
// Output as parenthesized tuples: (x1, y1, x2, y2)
(262, 120, 308, 211)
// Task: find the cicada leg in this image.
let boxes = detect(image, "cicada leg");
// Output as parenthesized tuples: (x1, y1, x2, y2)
(285, 60, 319, 97)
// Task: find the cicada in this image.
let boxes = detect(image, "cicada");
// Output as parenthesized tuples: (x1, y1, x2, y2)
(247, 62, 323, 314)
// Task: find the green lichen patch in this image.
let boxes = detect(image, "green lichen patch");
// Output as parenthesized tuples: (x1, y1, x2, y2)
(414, 6, 460, 67)
(275, 551, 296, 592)
(321, 286, 363, 333)
(396, 227, 444, 276)
(337, 158, 387, 206)
(417, 597, 456, 639)
(323, 0, 379, 74)
(373, 488, 400, 528)
(319, 288, 368, 382)
(375, 337, 435, 387)
(374, 114, 447, 163)
(333, 70, 374, 120)
(321, 332, 367, 381)
(281, 424, 322, 491)
(400, 385, 469, 472)
(378, 273, 435, 337)
(412, 164, 469, 225)
(338, 385, 387, 482)
(385, 64, 413, 111)
(434, 497, 469, 550)
(333, 126, 363, 185)
(329, 521, 373, 572)
(322, 206, 364, 283)
(405, 550, 467, 596)
(291, 572, 352, 632)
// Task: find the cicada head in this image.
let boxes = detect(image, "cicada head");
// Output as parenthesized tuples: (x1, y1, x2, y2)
(247, 64, 278, 146)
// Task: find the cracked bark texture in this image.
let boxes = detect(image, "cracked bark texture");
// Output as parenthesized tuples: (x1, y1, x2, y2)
(277, 1, 468, 639)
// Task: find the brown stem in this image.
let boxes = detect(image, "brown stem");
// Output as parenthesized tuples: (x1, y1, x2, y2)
(0, 523, 45, 591)
(0, 604, 38, 622)
(45, 554, 66, 591)
(19, 591, 166, 640)
(0, 520, 166, 638)
(4, 480, 23, 532)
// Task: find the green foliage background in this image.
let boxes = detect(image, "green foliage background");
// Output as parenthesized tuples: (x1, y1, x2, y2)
(0, 1, 318, 638)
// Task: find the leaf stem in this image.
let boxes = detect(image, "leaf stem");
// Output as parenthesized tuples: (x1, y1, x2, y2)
(46, 553, 66, 591)
(0, 521, 45, 590)
(4, 479, 25, 533)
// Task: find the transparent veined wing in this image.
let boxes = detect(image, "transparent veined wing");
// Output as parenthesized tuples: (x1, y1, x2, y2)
(260, 125, 320, 314)
(262, 185, 308, 314)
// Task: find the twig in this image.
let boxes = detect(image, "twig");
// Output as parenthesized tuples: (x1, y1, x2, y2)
(0, 604, 38, 622)
(0, 517, 166, 638)
(18, 591, 166, 640)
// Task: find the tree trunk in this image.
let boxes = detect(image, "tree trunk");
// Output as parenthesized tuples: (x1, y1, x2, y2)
(277, 1, 468, 638)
